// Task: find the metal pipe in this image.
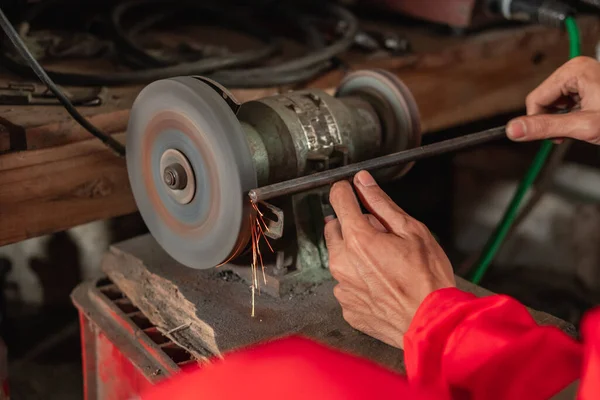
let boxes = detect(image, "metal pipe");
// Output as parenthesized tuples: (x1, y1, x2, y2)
(248, 126, 507, 202)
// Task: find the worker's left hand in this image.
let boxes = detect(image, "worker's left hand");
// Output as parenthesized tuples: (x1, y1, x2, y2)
(325, 171, 455, 349)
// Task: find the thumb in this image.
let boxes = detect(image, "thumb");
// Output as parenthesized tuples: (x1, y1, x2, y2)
(353, 171, 408, 234)
(507, 111, 600, 144)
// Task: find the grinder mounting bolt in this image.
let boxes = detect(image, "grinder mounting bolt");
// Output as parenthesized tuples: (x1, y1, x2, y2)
(163, 163, 188, 190)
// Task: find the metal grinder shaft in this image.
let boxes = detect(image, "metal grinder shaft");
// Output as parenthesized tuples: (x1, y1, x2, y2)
(248, 126, 507, 202)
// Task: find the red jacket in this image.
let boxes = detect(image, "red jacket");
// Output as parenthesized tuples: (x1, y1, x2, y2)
(143, 288, 599, 399)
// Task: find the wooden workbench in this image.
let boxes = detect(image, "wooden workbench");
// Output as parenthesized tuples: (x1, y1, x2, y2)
(99, 234, 576, 372)
(1, 17, 599, 247)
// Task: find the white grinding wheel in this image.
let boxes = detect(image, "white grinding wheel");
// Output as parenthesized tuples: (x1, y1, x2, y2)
(126, 76, 257, 269)
(336, 69, 421, 178)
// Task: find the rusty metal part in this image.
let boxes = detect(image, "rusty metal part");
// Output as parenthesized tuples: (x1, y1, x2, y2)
(236, 88, 382, 186)
(258, 201, 284, 240)
(248, 126, 507, 203)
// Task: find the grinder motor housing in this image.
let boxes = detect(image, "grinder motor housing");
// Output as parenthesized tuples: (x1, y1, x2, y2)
(126, 69, 421, 291)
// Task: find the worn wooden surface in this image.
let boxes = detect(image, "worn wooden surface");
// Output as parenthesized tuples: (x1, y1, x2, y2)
(102, 234, 576, 372)
(1, 17, 599, 246)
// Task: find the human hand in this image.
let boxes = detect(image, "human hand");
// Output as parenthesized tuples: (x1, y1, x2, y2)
(324, 170, 455, 349)
(507, 56, 600, 145)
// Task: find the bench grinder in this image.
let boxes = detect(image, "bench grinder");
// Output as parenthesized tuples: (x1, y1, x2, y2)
(126, 70, 421, 293)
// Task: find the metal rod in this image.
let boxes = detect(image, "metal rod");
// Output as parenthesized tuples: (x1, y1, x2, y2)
(248, 126, 507, 202)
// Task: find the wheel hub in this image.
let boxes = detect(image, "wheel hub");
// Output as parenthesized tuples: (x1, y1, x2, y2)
(159, 149, 195, 204)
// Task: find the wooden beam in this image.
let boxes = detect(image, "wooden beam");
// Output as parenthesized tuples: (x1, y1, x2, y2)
(0, 17, 598, 246)
(313, 16, 600, 132)
(0, 133, 136, 245)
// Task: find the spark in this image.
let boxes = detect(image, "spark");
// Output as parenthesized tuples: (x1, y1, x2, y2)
(250, 215, 258, 289)
(255, 219, 267, 284)
(248, 203, 276, 316)
(251, 285, 255, 318)
(252, 202, 263, 216)
(254, 214, 274, 253)
(252, 202, 271, 233)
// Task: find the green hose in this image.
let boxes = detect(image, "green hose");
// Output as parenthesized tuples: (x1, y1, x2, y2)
(469, 16, 581, 285)
(566, 17, 582, 59)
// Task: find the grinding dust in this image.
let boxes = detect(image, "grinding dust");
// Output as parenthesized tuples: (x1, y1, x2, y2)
(249, 202, 274, 317)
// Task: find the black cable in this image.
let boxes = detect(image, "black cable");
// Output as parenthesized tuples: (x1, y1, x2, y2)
(208, 4, 358, 87)
(110, 0, 279, 69)
(0, 6, 126, 156)
(0, 46, 279, 85)
(0, 1, 280, 87)
(1, 1, 357, 88)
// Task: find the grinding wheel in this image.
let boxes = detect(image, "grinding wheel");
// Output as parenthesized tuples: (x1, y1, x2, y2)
(127, 76, 257, 269)
(336, 69, 421, 178)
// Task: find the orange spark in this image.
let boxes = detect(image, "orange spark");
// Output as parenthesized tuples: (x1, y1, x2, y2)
(247, 204, 276, 316)
(252, 202, 271, 233)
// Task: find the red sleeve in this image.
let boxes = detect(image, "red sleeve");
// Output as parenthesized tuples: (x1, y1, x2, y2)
(141, 336, 443, 400)
(403, 288, 583, 399)
(579, 308, 600, 399)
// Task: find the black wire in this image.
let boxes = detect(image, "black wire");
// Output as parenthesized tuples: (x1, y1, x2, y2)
(0, 6, 126, 156)
(0, 46, 279, 85)
(208, 4, 358, 87)
(1, 1, 358, 88)
(110, 0, 279, 70)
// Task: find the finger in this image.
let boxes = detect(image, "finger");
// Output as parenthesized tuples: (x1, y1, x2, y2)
(366, 214, 387, 233)
(525, 56, 597, 115)
(329, 180, 371, 231)
(324, 218, 343, 253)
(506, 111, 600, 143)
(353, 170, 408, 234)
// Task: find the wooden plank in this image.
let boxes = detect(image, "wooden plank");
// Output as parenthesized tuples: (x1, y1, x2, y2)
(101, 234, 575, 370)
(0, 18, 598, 246)
(3, 17, 598, 152)
(314, 16, 600, 132)
(0, 86, 280, 153)
(0, 85, 140, 152)
(0, 133, 136, 244)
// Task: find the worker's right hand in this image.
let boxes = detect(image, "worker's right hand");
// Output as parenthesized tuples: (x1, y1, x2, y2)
(507, 56, 600, 145)
(324, 171, 455, 349)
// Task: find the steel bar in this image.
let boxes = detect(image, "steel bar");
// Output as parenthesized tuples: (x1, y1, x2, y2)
(248, 126, 507, 202)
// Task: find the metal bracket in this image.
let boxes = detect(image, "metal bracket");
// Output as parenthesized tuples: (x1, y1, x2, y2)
(306, 144, 349, 173)
(191, 76, 241, 114)
(256, 201, 284, 240)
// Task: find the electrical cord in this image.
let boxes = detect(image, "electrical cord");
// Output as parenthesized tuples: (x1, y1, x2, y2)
(0, 6, 126, 156)
(0, 1, 357, 87)
(208, 5, 358, 87)
(470, 15, 581, 285)
(0, 1, 356, 154)
(110, 0, 279, 69)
